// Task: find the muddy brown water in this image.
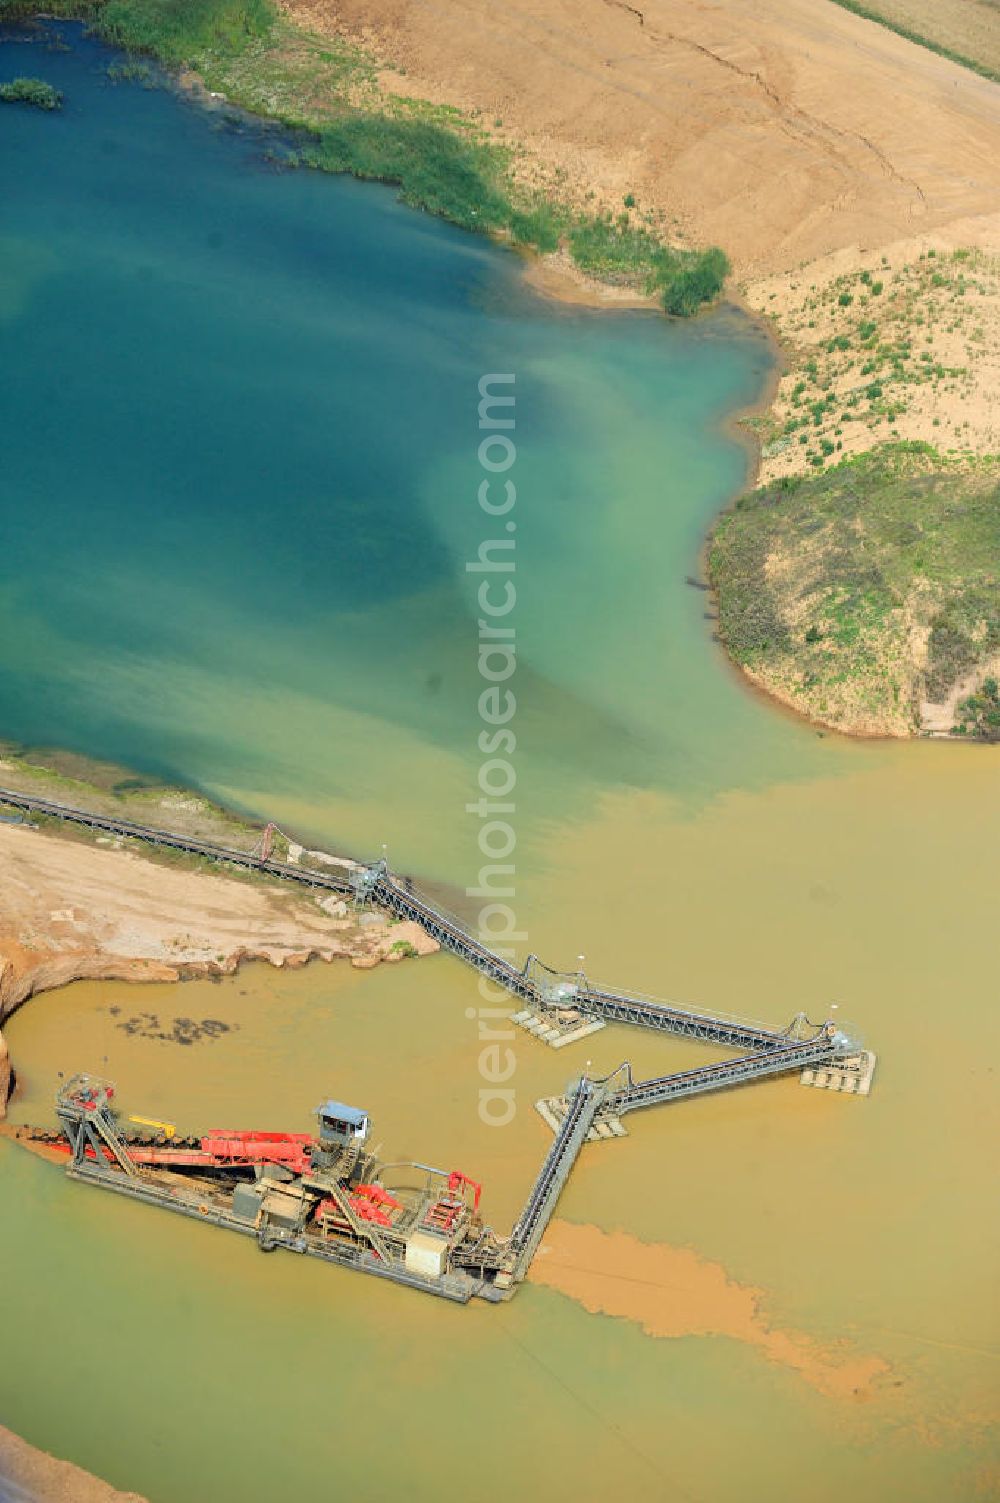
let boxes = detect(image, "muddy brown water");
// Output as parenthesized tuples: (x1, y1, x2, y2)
(3, 744, 998, 1502)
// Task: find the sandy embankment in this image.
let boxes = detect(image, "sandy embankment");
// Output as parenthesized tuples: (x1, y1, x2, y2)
(0, 1425, 148, 1503)
(0, 821, 436, 1113)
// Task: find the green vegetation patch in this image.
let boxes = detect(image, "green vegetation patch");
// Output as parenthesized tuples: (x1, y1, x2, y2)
(708, 444, 1000, 734)
(106, 58, 155, 82)
(566, 212, 729, 312)
(299, 115, 514, 234)
(0, 75, 63, 108)
(96, 0, 273, 66)
(954, 677, 1000, 741)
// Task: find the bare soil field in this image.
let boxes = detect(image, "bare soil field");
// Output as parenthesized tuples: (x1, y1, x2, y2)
(827, 0, 1000, 78)
(286, 0, 1000, 281)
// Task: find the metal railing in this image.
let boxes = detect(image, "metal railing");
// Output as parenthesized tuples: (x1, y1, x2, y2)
(608, 1035, 839, 1115)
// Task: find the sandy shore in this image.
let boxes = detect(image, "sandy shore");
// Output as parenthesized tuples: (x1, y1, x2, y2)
(518, 246, 661, 310)
(291, 0, 1000, 426)
(0, 820, 436, 1114)
(746, 226, 1000, 486)
(0, 1426, 148, 1503)
(284, 0, 1000, 461)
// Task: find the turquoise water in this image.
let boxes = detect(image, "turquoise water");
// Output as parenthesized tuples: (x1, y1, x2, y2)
(2, 23, 998, 1503)
(0, 22, 845, 885)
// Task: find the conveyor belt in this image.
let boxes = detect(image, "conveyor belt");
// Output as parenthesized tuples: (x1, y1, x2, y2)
(0, 788, 830, 1051)
(507, 1078, 605, 1281)
(607, 1034, 840, 1115)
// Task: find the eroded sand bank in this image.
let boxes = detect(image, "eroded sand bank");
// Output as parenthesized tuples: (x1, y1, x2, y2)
(0, 822, 436, 1114)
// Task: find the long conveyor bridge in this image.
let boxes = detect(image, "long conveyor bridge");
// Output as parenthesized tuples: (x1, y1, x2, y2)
(352, 865, 818, 1053)
(608, 1034, 842, 1116)
(4, 786, 863, 1300)
(506, 1077, 608, 1281)
(0, 789, 829, 1053)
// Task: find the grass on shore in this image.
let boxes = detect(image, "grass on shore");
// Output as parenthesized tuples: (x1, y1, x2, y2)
(708, 444, 1000, 736)
(97, 0, 271, 61)
(0, 0, 728, 314)
(568, 214, 730, 315)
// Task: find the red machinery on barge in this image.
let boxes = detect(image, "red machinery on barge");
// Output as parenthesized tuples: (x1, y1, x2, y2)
(32, 1075, 507, 1302)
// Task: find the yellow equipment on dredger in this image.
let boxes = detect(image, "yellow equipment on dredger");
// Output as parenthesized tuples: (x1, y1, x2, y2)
(127, 1115, 176, 1139)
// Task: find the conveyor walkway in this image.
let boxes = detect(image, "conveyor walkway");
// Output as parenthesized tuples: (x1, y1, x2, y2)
(507, 1077, 606, 1281)
(0, 789, 834, 1051)
(608, 1034, 842, 1116)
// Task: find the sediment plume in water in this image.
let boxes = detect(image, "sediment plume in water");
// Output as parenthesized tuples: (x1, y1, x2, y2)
(532, 1221, 890, 1400)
